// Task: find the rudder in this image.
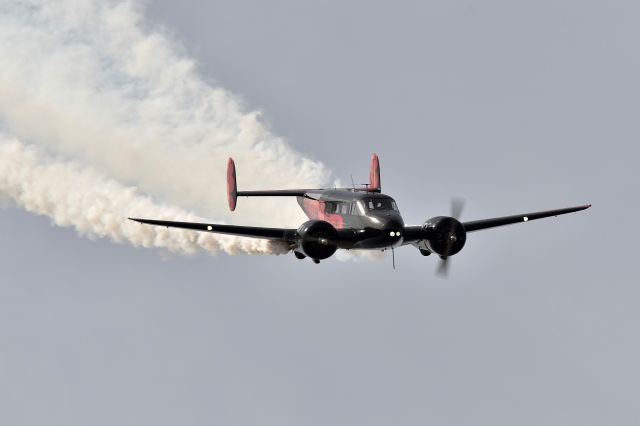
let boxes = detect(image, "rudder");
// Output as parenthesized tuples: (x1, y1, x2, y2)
(369, 153, 381, 192)
(227, 158, 238, 211)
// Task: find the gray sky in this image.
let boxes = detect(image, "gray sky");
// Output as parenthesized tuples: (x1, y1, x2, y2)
(1, 0, 638, 425)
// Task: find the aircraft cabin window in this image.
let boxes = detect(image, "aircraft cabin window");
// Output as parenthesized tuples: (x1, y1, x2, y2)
(352, 201, 366, 216)
(364, 198, 398, 211)
(325, 201, 350, 215)
(324, 201, 337, 214)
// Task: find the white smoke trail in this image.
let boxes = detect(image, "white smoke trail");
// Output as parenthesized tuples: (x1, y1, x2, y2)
(0, 0, 329, 228)
(0, 0, 335, 256)
(0, 136, 289, 255)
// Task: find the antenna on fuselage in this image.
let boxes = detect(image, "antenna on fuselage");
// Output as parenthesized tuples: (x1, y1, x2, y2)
(350, 174, 356, 191)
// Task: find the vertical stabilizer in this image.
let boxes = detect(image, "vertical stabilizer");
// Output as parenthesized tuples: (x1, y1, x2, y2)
(369, 153, 381, 192)
(227, 158, 238, 211)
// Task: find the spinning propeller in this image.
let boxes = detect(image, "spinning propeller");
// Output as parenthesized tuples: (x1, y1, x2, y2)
(436, 197, 465, 278)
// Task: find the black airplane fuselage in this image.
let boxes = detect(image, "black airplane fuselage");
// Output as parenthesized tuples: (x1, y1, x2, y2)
(296, 189, 405, 250)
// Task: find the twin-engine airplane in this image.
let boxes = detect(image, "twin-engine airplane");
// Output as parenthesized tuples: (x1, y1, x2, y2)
(130, 154, 590, 276)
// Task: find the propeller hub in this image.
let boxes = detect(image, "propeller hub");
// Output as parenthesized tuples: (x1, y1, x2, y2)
(296, 220, 338, 260)
(432, 197, 467, 278)
(422, 216, 467, 257)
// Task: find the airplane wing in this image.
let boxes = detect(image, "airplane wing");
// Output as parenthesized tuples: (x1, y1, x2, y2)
(462, 204, 591, 232)
(128, 218, 298, 241)
(401, 204, 591, 244)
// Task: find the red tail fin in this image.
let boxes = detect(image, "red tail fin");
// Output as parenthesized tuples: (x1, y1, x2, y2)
(369, 153, 381, 192)
(227, 158, 238, 211)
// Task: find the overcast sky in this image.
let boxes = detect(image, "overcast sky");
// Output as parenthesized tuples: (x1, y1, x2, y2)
(1, 1, 638, 425)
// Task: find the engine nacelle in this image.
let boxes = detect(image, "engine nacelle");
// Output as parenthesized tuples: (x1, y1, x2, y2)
(422, 216, 467, 257)
(296, 220, 339, 260)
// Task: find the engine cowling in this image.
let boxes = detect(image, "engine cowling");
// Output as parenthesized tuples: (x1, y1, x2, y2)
(422, 216, 467, 257)
(296, 220, 339, 260)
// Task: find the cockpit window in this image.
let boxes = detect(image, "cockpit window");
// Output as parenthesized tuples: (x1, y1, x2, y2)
(364, 198, 398, 211)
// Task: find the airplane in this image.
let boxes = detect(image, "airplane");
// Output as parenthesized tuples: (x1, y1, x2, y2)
(129, 154, 590, 276)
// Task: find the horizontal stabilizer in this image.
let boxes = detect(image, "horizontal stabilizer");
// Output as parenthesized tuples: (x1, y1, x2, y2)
(227, 156, 319, 211)
(237, 189, 312, 197)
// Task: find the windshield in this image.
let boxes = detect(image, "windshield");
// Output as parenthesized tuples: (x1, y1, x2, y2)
(364, 198, 398, 211)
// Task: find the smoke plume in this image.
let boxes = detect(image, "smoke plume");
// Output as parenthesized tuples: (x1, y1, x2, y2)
(0, 137, 290, 255)
(0, 0, 329, 255)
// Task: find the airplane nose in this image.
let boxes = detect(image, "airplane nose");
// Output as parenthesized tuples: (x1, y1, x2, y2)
(383, 218, 404, 238)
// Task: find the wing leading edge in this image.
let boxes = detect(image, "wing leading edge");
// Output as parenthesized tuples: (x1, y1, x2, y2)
(128, 218, 297, 241)
(462, 204, 591, 232)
